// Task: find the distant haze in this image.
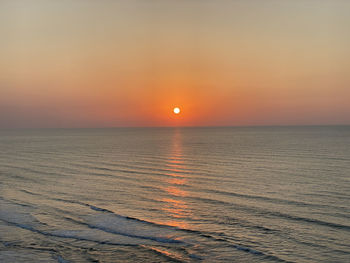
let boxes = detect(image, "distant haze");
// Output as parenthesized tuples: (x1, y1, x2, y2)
(1, 0, 349, 128)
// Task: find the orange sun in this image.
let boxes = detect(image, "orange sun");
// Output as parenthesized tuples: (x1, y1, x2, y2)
(173, 107, 180, 114)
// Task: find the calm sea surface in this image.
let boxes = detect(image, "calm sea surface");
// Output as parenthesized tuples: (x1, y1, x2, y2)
(0, 126, 349, 262)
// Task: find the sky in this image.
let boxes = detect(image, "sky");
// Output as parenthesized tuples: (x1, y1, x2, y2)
(1, 0, 349, 128)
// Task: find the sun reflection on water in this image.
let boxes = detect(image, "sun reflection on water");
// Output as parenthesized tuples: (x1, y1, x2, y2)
(158, 129, 192, 229)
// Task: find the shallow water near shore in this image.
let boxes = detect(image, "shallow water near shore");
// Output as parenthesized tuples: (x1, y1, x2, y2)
(1, 126, 349, 262)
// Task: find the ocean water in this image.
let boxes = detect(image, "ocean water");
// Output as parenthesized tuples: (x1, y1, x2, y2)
(0, 126, 349, 263)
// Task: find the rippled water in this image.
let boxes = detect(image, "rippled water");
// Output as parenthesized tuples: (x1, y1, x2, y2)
(1, 126, 349, 262)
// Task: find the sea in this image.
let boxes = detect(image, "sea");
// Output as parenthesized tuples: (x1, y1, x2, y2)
(0, 126, 349, 262)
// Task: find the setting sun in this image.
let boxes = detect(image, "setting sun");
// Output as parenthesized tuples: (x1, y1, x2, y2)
(173, 107, 181, 114)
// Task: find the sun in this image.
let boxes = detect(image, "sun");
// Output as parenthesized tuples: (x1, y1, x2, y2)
(173, 107, 180, 114)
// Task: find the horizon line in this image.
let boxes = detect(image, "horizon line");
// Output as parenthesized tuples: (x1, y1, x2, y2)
(1, 123, 349, 130)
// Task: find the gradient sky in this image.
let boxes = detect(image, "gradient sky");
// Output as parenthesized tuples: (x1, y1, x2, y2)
(1, 0, 349, 128)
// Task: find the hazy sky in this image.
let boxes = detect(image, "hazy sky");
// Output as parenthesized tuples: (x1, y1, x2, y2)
(1, 0, 349, 128)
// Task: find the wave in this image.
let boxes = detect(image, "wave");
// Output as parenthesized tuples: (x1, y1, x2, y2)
(68, 202, 293, 261)
(0, 217, 195, 262)
(0, 217, 143, 248)
(1, 192, 294, 262)
(200, 187, 341, 210)
(190, 195, 350, 232)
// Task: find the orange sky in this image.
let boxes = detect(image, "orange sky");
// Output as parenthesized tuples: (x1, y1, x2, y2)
(1, 0, 349, 128)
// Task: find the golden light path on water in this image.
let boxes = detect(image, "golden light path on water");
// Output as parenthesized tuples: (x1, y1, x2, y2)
(157, 129, 191, 230)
